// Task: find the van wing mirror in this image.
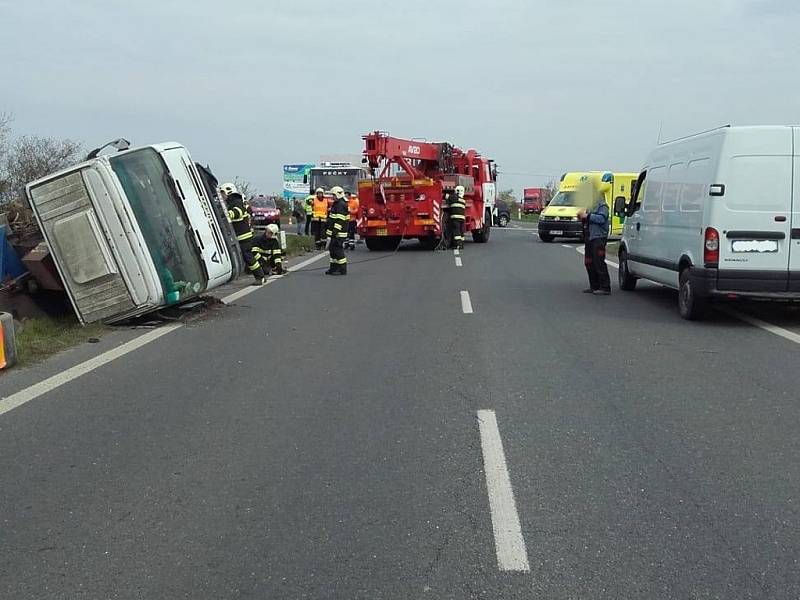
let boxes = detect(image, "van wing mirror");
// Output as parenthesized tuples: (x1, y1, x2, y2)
(613, 196, 626, 216)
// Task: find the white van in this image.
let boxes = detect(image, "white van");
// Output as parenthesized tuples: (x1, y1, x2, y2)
(616, 125, 800, 320)
(26, 143, 242, 324)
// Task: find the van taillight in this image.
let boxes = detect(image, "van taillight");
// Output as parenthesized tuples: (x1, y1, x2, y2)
(704, 227, 720, 267)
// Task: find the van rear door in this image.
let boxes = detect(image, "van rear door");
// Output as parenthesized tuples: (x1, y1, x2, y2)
(790, 127, 800, 292)
(715, 128, 792, 292)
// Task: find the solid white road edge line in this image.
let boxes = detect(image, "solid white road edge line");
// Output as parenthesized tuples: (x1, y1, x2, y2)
(572, 246, 800, 345)
(574, 246, 619, 268)
(0, 251, 329, 417)
(0, 324, 181, 416)
(460, 290, 473, 314)
(221, 251, 328, 304)
(477, 409, 531, 572)
(455, 257, 463, 267)
(720, 307, 800, 345)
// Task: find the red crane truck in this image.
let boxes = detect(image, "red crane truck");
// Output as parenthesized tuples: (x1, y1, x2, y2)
(357, 131, 497, 251)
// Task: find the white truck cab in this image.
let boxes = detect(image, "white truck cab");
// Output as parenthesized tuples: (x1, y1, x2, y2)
(617, 125, 800, 319)
(26, 143, 241, 323)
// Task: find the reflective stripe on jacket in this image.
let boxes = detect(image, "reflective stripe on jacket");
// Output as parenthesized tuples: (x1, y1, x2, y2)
(326, 198, 350, 238)
(226, 193, 255, 240)
(312, 197, 328, 219)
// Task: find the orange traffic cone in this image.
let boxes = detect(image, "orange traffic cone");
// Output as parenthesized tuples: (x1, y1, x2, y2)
(0, 325, 6, 370)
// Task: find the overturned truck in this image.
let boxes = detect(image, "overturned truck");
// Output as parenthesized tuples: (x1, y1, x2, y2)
(25, 143, 243, 324)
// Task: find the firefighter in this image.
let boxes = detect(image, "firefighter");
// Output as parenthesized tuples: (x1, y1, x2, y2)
(219, 182, 266, 285)
(311, 187, 328, 250)
(325, 186, 349, 275)
(346, 192, 359, 250)
(447, 185, 466, 249)
(253, 223, 286, 275)
(304, 194, 314, 235)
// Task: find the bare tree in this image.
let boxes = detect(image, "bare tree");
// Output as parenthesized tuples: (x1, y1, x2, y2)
(544, 178, 558, 204)
(0, 112, 12, 199)
(233, 176, 258, 200)
(2, 135, 82, 205)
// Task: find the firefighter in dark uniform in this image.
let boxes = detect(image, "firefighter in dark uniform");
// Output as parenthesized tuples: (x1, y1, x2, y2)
(219, 182, 266, 285)
(325, 186, 349, 275)
(447, 185, 466, 249)
(252, 223, 286, 275)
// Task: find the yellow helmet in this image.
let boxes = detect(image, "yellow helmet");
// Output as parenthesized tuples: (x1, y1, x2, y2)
(266, 223, 280, 236)
(330, 186, 346, 199)
(454, 185, 465, 197)
(315, 187, 325, 194)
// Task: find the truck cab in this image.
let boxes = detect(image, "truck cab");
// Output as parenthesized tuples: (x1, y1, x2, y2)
(26, 143, 240, 323)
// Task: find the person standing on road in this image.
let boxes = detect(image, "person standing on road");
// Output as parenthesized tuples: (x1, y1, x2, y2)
(219, 182, 267, 286)
(346, 192, 359, 250)
(292, 196, 305, 236)
(304, 194, 314, 235)
(447, 185, 466, 249)
(325, 186, 349, 275)
(577, 193, 611, 295)
(312, 187, 328, 250)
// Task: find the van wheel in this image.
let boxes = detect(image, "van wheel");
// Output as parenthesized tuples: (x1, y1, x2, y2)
(678, 268, 707, 320)
(539, 233, 553, 243)
(618, 251, 638, 291)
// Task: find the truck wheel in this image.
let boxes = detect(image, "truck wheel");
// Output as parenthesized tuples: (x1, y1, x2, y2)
(498, 215, 509, 227)
(418, 237, 437, 250)
(472, 212, 491, 243)
(539, 233, 553, 243)
(365, 237, 383, 251)
(618, 250, 638, 291)
(678, 268, 707, 320)
(438, 214, 451, 249)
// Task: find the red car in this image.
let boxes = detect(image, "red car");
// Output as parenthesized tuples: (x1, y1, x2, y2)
(249, 196, 281, 228)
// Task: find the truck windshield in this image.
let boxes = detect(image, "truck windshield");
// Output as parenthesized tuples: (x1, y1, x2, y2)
(549, 191, 592, 209)
(310, 170, 361, 195)
(110, 148, 207, 303)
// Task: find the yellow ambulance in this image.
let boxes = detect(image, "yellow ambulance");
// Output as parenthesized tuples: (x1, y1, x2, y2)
(537, 171, 637, 242)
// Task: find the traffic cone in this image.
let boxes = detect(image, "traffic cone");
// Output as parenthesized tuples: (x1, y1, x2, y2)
(0, 325, 5, 370)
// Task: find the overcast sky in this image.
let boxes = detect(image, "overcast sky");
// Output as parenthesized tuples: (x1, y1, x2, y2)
(2, 0, 798, 196)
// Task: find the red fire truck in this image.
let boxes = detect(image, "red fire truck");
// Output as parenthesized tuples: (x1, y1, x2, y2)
(357, 131, 497, 250)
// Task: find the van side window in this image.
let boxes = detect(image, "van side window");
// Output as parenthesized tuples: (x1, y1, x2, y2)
(663, 162, 685, 212)
(681, 158, 710, 212)
(642, 165, 665, 212)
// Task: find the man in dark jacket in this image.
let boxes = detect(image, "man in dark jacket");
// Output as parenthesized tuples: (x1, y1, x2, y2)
(219, 182, 266, 285)
(325, 186, 349, 275)
(578, 194, 611, 295)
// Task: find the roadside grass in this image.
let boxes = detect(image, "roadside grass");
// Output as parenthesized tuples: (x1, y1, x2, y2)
(517, 213, 540, 224)
(286, 234, 315, 257)
(15, 316, 106, 367)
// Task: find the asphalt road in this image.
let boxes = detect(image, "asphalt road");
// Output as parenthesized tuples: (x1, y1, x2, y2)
(2, 225, 800, 599)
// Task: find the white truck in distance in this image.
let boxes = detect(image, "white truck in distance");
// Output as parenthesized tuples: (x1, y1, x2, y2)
(26, 143, 242, 324)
